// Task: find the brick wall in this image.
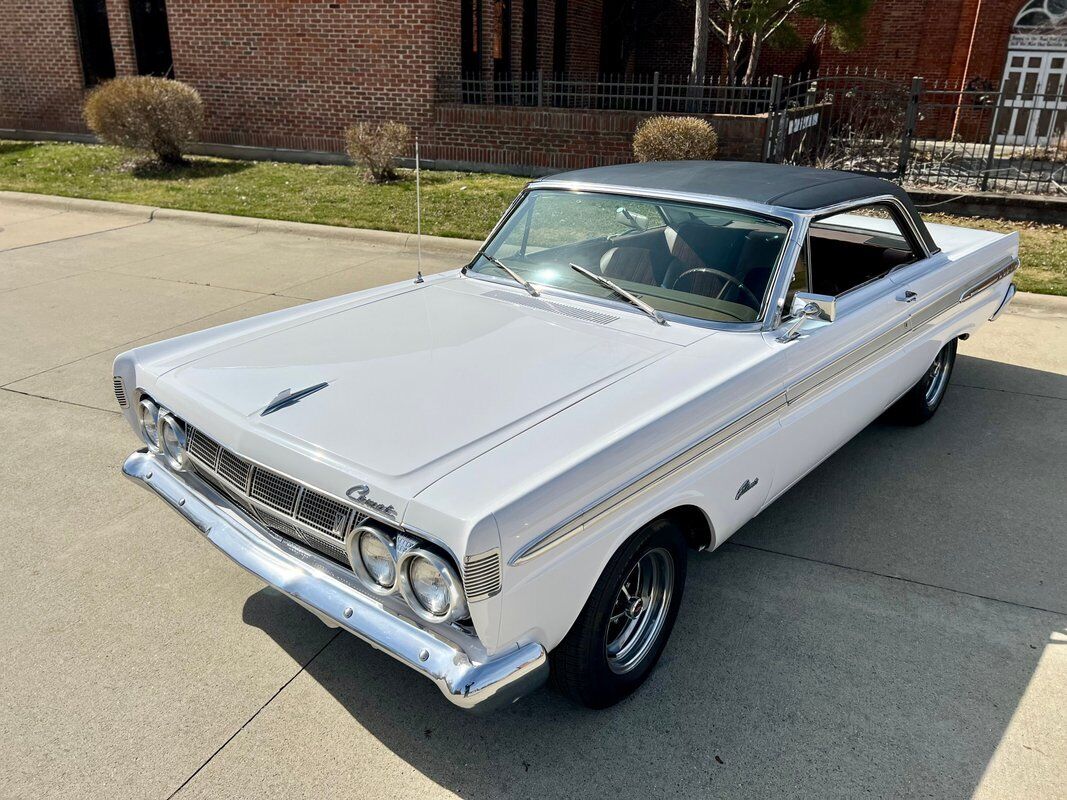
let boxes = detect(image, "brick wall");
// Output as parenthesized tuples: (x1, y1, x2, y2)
(164, 0, 454, 153)
(0, 0, 1033, 172)
(427, 104, 767, 170)
(0, 1, 92, 132)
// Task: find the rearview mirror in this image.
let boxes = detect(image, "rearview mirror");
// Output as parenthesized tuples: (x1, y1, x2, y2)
(616, 207, 650, 231)
(778, 292, 837, 342)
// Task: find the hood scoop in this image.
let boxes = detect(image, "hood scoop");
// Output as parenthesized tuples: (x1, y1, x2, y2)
(482, 289, 619, 325)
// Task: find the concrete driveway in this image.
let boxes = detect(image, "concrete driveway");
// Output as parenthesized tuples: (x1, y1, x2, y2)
(1, 193, 1064, 800)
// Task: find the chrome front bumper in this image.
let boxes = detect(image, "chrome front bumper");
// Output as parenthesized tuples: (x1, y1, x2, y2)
(122, 449, 548, 712)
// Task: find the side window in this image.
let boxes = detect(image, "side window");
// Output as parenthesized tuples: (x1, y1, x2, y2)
(807, 204, 920, 297)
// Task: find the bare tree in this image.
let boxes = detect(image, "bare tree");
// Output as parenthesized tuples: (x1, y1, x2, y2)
(689, 0, 710, 93)
(689, 0, 872, 86)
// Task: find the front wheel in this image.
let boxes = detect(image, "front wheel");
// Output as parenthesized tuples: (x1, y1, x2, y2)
(890, 339, 957, 425)
(549, 518, 687, 709)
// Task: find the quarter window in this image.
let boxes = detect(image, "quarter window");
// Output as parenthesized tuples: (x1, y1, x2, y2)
(806, 203, 920, 297)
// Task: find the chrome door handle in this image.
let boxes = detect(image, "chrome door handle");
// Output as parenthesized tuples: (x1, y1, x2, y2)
(902, 290, 918, 303)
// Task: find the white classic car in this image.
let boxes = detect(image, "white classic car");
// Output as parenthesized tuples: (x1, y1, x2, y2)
(116, 162, 1019, 711)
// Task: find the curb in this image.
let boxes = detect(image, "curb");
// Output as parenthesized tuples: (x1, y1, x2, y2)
(0, 190, 483, 257)
(1008, 290, 1067, 317)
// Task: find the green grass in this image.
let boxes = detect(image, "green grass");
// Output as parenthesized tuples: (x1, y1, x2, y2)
(924, 213, 1067, 297)
(1, 139, 1064, 295)
(0, 139, 526, 240)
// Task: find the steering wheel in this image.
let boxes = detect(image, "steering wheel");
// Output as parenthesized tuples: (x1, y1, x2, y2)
(671, 267, 761, 309)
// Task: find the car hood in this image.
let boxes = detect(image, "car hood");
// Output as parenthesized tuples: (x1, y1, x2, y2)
(156, 279, 688, 505)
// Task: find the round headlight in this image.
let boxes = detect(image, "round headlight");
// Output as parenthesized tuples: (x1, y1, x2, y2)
(138, 399, 159, 449)
(398, 549, 467, 624)
(346, 525, 397, 595)
(409, 558, 449, 613)
(360, 530, 396, 587)
(157, 412, 189, 471)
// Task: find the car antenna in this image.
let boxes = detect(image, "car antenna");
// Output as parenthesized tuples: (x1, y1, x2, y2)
(414, 136, 424, 284)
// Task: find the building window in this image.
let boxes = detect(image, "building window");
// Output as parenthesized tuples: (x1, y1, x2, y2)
(553, 0, 567, 75)
(1014, 0, 1067, 29)
(71, 0, 116, 87)
(493, 0, 512, 78)
(461, 0, 482, 76)
(129, 0, 174, 77)
(521, 0, 537, 75)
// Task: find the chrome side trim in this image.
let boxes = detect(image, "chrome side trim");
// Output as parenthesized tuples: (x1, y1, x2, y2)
(788, 256, 1018, 406)
(962, 257, 1019, 301)
(510, 392, 786, 566)
(510, 255, 1016, 565)
(123, 449, 548, 712)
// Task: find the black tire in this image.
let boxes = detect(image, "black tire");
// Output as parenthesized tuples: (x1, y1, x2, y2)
(549, 518, 687, 709)
(890, 339, 957, 426)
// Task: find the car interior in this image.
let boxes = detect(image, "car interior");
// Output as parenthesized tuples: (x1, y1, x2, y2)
(806, 212, 920, 297)
(483, 196, 922, 325)
(507, 216, 789, 323)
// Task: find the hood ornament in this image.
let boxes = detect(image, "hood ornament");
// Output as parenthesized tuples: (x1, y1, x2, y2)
(260, 382, 329, 416)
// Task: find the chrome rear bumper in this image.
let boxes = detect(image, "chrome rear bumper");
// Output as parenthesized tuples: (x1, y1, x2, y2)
(989, 282, 1017, 322)
(122, 449, 547, 712)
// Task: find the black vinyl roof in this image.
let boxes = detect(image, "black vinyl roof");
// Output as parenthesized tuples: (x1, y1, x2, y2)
(542, 162, 938, 252)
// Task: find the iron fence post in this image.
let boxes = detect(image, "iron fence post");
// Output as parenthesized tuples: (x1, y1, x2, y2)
(537, 70, 543, 107)
(652, 71, 660, 113)
(897, 76, 923, 180)
(763, 75, 784, 162)
(982, 84, 1008, 191)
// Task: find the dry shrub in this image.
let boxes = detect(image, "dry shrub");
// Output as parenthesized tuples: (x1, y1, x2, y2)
(633, 116, 718, 162)
(345, 121, 411, 182)
(84, 77, 203, 165)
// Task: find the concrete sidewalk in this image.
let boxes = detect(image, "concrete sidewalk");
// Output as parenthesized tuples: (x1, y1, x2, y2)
(1, 194, 1064, 800)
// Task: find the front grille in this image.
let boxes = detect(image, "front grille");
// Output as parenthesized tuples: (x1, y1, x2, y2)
(256, 508, 349, 565)
(250, 469, 300, 514)
(463, 550, 502, 599)
(113, 377, 128, 408)
(296, 489, 354, 540)
(188, 428, 221, 469)
(181, 422, 475, 604)
(185, 423, 363, 566)
(217, 448, 251, 490)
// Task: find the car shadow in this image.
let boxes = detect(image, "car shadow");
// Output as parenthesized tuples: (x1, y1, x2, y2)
(241, 354, 1065, 799)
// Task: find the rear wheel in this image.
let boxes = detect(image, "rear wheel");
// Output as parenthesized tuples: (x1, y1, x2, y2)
(890, 339, 957, 425)
(549, 518, 687, 709)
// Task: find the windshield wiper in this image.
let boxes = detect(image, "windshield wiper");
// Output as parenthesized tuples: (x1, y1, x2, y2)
(477, 253, 540, 297)
(569, 263, 667, 326)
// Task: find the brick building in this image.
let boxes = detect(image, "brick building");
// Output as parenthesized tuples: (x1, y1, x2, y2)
(1, 1, 1064, 171)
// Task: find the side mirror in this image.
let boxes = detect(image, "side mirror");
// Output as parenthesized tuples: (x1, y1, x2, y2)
(778, 292, 836, 342)
(790, 292, 836, 322)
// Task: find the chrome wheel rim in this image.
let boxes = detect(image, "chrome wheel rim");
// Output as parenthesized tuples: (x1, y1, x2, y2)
(605, 547, 674, 675)
(923, 349, 951, 406)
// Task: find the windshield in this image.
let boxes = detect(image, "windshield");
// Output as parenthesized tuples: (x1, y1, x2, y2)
(470, 189, 790, 324)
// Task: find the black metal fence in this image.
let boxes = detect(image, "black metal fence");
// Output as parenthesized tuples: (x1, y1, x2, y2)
(441, 69, 1067, 195)
(437, 72, 776, 116)
(767, 73, 1067, 195)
